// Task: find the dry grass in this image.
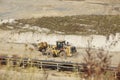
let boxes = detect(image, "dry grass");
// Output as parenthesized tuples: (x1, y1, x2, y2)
(116, 63, 120, 80)
(0, 68, 48, 80)
(0, 15, 120, 35)
(16, 15, 120, 35)
(0, 53, 119, 80)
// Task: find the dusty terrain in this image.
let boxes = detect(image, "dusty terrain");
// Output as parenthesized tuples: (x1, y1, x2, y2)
(0, 41, 119, 67)
(0, 0, 120, 19)
(0, 0, 120, 80)
(0, 68, 81, 80)
(0, 16, 120, 66)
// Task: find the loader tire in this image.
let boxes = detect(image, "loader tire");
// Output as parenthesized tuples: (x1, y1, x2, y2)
(41, 49, 46, 55)
(59, 51, 67, 59)
(47, 52, 53, 58)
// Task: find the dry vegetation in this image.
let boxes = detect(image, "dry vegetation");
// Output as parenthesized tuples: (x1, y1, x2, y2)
(0, 67, 49, 80)
(79, 37, 120, 80)
(16, 15, 120, 35)
(0, 52, 119, 79)
(82, 41, 113, 80)
(117, 64, 120, 80)
(0, 15, 120, 35)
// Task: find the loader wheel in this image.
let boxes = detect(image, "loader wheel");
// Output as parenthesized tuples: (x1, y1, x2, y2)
(41, 48, 46, 52)
(59, 51, 67, 59)
(47, 52, 53, 58)
(41, 49, 46, 55)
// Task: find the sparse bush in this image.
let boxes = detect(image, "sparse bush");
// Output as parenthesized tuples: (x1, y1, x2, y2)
(116, 63, 120, 80)
(82, 38, 113, 80)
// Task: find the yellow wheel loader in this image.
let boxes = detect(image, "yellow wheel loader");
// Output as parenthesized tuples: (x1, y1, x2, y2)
(38, 40, 77, 58)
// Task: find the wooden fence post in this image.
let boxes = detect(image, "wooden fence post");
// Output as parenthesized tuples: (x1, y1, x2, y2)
(57, 63, 59, 71)
(41, 62, 43, 70)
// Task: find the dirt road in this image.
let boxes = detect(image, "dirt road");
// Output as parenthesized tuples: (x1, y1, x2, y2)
(0, 0, 120, 19)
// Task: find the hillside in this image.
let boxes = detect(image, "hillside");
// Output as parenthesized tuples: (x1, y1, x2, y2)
(1, 15, 120, 35)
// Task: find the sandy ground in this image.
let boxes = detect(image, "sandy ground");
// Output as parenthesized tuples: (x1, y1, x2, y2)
(0, 42, 82, 80)
(0, 42, 83, 62)
(0, 0, 120, 19)
(0, 0, 120, 79)
(0, 68, 81, 80)
(0, 42, 119, 67)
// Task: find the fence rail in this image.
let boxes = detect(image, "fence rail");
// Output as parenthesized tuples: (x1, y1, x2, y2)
(0, 56, 120, 79)
(0, 56, 86, 72)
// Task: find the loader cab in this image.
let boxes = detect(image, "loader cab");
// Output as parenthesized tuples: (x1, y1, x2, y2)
(56, 40, 66, 49)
